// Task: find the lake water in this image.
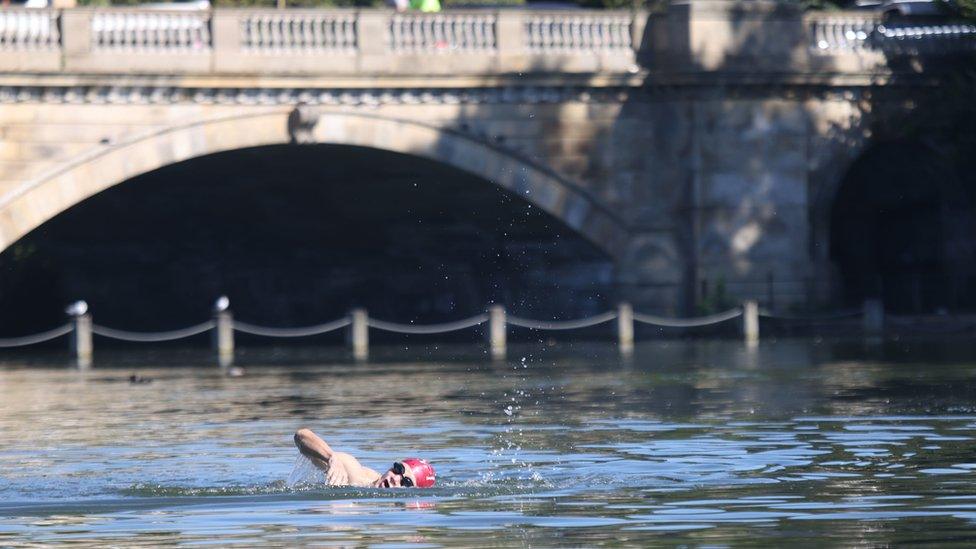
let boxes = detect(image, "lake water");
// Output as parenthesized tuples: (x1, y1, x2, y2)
(2, 338, 976, 546)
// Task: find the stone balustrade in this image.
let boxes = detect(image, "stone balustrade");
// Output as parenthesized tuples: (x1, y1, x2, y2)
(0, 6, 972, 76)
(91, 9, 211, 52)
(240, 10, 357, 53)
(525, 13, 632, 52)
(807, 11, 976, 55)
(0, 8, 59, 50)
(808, 13, 882, 53)
(390, 13, 497, 53)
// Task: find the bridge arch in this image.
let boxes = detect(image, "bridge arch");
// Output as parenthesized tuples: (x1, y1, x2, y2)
(0, 108, 627, 258)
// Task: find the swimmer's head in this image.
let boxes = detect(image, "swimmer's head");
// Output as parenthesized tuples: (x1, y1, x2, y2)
(377, 458, 435, 488)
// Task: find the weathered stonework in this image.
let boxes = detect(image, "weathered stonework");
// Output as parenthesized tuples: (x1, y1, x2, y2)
(0, 1, 967, 313)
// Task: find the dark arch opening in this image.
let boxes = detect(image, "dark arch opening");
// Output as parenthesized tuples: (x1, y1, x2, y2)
(829, 140, 976, 313)
(0, 144, 613, 337)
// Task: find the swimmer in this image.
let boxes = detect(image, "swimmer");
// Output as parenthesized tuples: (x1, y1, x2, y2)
(293, 428, 435, 488)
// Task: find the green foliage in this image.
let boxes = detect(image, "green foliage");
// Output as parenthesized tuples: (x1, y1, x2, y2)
(958, 0, 976, 19)
(443, 0, 524, 6)
(698, 277, 735, 315)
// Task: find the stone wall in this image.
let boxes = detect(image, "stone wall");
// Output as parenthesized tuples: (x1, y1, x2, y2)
(0, 1, 969, 314)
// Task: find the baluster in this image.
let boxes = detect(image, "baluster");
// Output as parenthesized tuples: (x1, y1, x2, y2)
(470, 15, 478, 50)
(429, 15, 439, 51)
(241, 17, 251, 49)
(569, 17, 578, 50)
(339, 16, 346, 50)
(297, 16, 306, 51)
(200, 13, 210, 49)
(403, 15, 411, 52)
(328, 17, 338, 51)
(112, 13, 121, 49)
(255, 15, 264, 50)
(22, 12, 32, 49)
(286, 15, 295, 51)
(391, 15, 401, 52)
(457, 15, 466, 51)
(418, 16, 427, 51)
(49, 12, 59, 49)
(540, 16, 550, 50)
(288, 16, 297, 51)
(262, 15, 273, 51)
(260, 15, 270, 50)
(180, 14, 191, 51)
(309, 17, 320, 50)
(274, 16, 284, 52)
(17, 12, 26, 49)
(169, 14, 178, 51)
(103, 13, 112, 49)
(334, 16, 343, 50)
(345, 16, 359, 50)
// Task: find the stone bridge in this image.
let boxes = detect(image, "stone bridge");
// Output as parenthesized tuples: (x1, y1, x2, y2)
(1, 0, 974, 314)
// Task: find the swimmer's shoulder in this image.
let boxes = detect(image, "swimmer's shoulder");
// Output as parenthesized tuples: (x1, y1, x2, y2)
(330, 452, 381, 487)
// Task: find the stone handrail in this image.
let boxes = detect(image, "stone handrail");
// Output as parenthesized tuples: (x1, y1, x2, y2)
(0, 8, 59, 51)
(390, 12, 496, 53)
(0, 7, 972, 76)
(240, 9, 357, 53)
(807, 12, 882, 53)
(806, 11, 976, 55)
(91, 9, 211, 52)
(525, 13, 631, 52)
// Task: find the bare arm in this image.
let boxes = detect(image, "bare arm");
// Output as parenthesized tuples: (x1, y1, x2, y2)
(294, 428, 335, 463)
(293, 428, 381, 487)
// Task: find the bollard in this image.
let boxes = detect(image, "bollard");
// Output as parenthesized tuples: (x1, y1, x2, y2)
(486, 304, 506, 360)
(212, 296, 234, 366)
(617, 302, 634, 355)
(742, 300, 759, 345)
(349, 308, 368, 361)
(67, 301, 92, 369)
(863, 299, 884, 336)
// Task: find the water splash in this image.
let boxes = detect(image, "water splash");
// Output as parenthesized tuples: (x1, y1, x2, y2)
(287, 454, 326, 488)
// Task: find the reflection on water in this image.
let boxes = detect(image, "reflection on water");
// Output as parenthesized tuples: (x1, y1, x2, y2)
(1, 339, 976, 545)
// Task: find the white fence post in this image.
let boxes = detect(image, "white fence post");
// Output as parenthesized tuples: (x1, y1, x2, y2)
(617, 302, 634, 355)
(68, 301, 92, 369)
(349, 308, 368, 361)
(742, 300, 759, 345)
(212, 296, 234, 367)
(487, 304, 506, 360)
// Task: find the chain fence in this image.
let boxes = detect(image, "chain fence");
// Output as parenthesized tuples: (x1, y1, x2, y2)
(886, 315, 976, 334)
(758, 308, 863, 322)
(233, 318, 351, 338)
(92, 321, 216, 342)
(633, 308, 742, 328)
(0, 302, 899, 352)
(0, 324, 73, 348)
(367, 313, 489, 334)
(507, 311, 618, 330)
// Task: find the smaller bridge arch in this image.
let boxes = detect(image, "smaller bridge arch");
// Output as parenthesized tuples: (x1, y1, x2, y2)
(0, 108, 628, 258)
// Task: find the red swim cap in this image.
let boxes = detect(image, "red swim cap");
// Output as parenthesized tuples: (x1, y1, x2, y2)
(401, 458, 436, 488)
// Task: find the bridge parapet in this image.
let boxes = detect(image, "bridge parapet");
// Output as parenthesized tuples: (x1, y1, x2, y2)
(0, 7, 643, 75)
(2, 5, 973, 77)
(807, 12, 976, 56)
